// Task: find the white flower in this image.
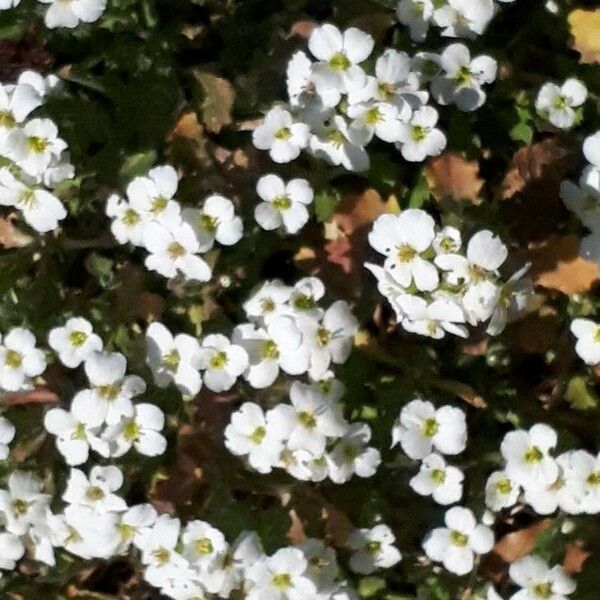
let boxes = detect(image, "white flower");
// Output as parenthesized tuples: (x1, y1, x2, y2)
(103, 403, 167, 458)
(268, 381, 348, 456)
(182, 194, 243, 252)
(299, 538, 339, 591)
(182, 519, 227, 569)
(0, 327, 46, 392)
(48, 317, 103, 368)
(500, 424, 558, 488)
(39, 0, 107, 29)
(0, 532, 24, 574)
(299, 300, 358, 379)
(423, 506, 494, 575)
(560, 165, 600, 230)
(310, 115, 370, 172)
(397, 0, 435, 42)
(0, 168, 66, 233)
(198, 334, 249, 392)
(397, 105, 446, 161)
(410, 453, 464, 505)
(327, 423, 381, 484)
(288, 277, 325, 320)
(233, 317, 309, 389)
(0, 77, 43, 143)
(6, 118, 67, 178)
(485, 471, 520, 512)
(535, 79, 587, 129)
(433, 0, 496, 39)
(44, 392, 110, 465)
(348, 101, 407, 144)
(255, 174, 313, 235)
(143, 219, 211, 282)
(583, 131, 600, 168)
(82, 350, 146, 425)
(509, 555, 576, 600)
(106, 194, 145, 246)
(243, 279, 292, 323)
(431, 44, 497, 112)
(368, 210, 438, 291)
(62, 466, 127, 513)
(0, 472, 50, 535)
(114, 504, 157, 554)
(398, 295, 467, 339)
(308, 24, 374, 99)
(146, 321, 202, 396)
(433, 226, 462, 255)
(253, 105, 310, 163)
(348, 524, 401, 575)
(225, 402, 285, 474)
(246, 547, 317, 600)
(564, 450, 600, 514)
(126, 165, 180, 224)
(0, 416, 15, 460)
(392, 399, 467, 460)
(570, 318, 600, 365)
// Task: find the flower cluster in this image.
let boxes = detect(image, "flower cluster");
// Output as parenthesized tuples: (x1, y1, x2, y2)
(393, 399, 467, 505)
(0, 327, 47, 392)
(43, 317, 167, 465)
(348, 524, 402, 575)
(536, 78, 587, 130)
(226, 380, 380, 483)
(366, 209, 533, 339)
(484, 423, 600, 517)
(561, 131, 600, 268)
(397, 0, 515, 43)
(0, 71, 72, 233)
(0, 0, 106, 29)
(107, 165, 243, 282)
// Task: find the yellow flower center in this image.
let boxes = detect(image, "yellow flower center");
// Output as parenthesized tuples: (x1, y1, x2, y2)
(167, 241, 186, 259)
(587, 471, 600, 486)
(5, 349, 23, 369)
(272, 573, 292, 590)
(71, 422, 87, 440)
(11, 499, 28, 516)
(364, 107, 382, 126)
(327, 129, 346, 148)
(294, 294, 315, 310)
(85, 486, 105, 501)
(378, 82, 396, 101)
(422, 418, 439, 438)
(249, 426, 266, 445)
(272, 195, 291, 211)
(431, 468, 446, 485)
(0, 111, 15, 128)
(97, 383, 121, 400)
(260, 297, 275, 313)
(524, 446, 543, 464)
(152, 547, 171, 566)
(396, 244, 417, 262)
(274, 127, 292, 141)
(496, 478, 512, 495)
(261, 340, 279, 359)
(162, 348, 180, 371)
(455, 66, 472, 86)
(151, 195, 168, 213)
(365, 540, 382, 556)
(122, 208, 140, 226)
(553, 95, 568, 110)
(411, 125, 426, 142)
(533, 582, 552, 598)
(27, 136, 48, 154)
(69, 330, 88, 347)
(118, 523, 135, 541)
(298, 411, 317, 429)
(316, 326, 331, 347)
(328, 52, 351, 71)
(209, 351, 228, 370)
(19, 189, 35, 208)
(195, 537, 214, 555)
(200, 213, 218, 232)
(122, 419, 141, 442)
(450, 530, 469, 547)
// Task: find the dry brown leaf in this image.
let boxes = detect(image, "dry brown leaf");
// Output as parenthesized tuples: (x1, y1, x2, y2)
(334, 187, 389, 235)
(563, 541, 591, 574)
(527, 235, 600, 295)
(286, 509, 305, 545)
(425, 153, 484, 205)
(431, 378, 487, 409)
(289, 20, 318, 39)
(2, 388, 58, 406)
(193, 71, 235, 133)
(568, 9, 600, 64)
(494, 519, 552, 563)
(0, 214, 33, 249)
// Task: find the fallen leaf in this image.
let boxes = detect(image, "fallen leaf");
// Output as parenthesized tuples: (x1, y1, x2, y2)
(563, 541, 591, 574)
(192, 71, 235, 133)
(424, 153, 484, 205)
(286, 509, 305, 545)
(166, 110, 211, 168)
(568, 9, 600, 64)
(526, 235, 599, 295)
(431, 378, 487, 409)
(494, 520, 552, 563)
(0, 214, 33, 249)
(289, 20, 317, 39)
(2, 388, 59, 406)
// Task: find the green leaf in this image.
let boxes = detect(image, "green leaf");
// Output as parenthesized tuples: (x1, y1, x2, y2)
(565, 376, 598, 411)
(119, 150, 157, 181)
(358, 577, 386, 597)
(85, 252, 115, 289)
(407, 173, 430, 208)
(510, 121, 534, 144)
(314, 189, 341, 223)
(192, 71, 235, 133)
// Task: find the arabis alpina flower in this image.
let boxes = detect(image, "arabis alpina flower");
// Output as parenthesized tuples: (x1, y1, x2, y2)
(0, 167, 66, 233)
(433, 226, 462, 255)
(145, 322, 202, 396)
(0, 532, 24, 574)
(48, 317, 103, 368)
(0, 327, 46, 392)
(560, 165, 600, 230)
(348, 524, 401, 575)
(509, 555, 576, 600)
(198, 334, 249, 392)
(397, 0, 435, 42)
(0, 472, 50, 535)
(83, 351, 145, 425)
(182, 194, 243, 252)
(106, 194, 145, 245)
(583, 131, 600, 168)
(433, 0, 495, 39)
(566, 450, 600, 514)
(410, 453, 464, 505)
(114, 504, 157, 554)
(246, 547, 317, 600)
(40, 0, 107, 29)
(62, 466, 127, 513)
(253, 105, 310, 163)
(243, 279, 292, 323)
(181, 519, 227, 568)
(536, 79, 587, 130)
(500, 424, 558, 488)
(485, 471, 520, 512)
(397, 106, 446, 161)
(288, 276, 325, 320)
(327, 423, 381, 484)
(392, 399, 467, 460)
(431, 44, 497, 112)
(0, 416, 15, 459)
(308, 24, 374, 99)
(44, 391, 110, 465)
(225, 402, 284, 473)
(255, 174, 313, 235)
(269, 381, 348, 456)
(368, 210, 438, 291)
(127, 165, 180, 224)
(570, 318, 600, 365)
(398, 295, 468, 339)
(104, 403, 167, 458)
(299, 538, 339, 591)
(423, 506, 494, 575)
(143, 219, 211, 282)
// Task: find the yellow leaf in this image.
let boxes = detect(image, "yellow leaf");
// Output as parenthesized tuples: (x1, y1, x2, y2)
(568, 9, 600, 64)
